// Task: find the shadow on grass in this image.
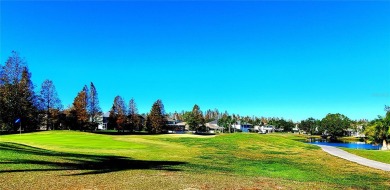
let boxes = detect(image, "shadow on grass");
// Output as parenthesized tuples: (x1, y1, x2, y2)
(0, 142, 186, 175)
(0, 130, 47, 136)
(91, 131, 156, 136)
(91, 130, 216, 137)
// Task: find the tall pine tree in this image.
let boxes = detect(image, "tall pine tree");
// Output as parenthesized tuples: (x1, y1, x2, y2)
(88, 82, 101, 124)
(147, 99, 166, 134)
(184, 104, 205, 132)
(0, 51, 39, 131)
(128, 98, 140, 132)
(40, 79, 62, 130)
(110, 96, 127, 131)
(19, 68, 40, 131)
(107, 105, 117, 130)
(82, 85, 89, 110)
(72, 89, 88, 130)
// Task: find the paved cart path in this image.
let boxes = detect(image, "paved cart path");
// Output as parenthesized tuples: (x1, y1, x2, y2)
(317, 145, 390, 171)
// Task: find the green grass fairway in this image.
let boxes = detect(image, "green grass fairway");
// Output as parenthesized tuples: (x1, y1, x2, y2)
(1, 131, 389, 189)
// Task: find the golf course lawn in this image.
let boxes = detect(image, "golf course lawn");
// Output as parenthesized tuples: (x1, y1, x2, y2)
(342, 148, 390, 164)
(0, 131, 389, 189)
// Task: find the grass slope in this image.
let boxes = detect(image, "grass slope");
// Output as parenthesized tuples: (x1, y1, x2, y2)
(0, 131, 389, 189)
(342, 148, 390, 164)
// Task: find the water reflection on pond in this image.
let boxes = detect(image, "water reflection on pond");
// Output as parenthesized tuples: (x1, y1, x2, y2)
(307, 138, 382, 150)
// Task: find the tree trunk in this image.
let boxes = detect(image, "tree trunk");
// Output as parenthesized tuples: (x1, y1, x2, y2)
(381, 139, 388, 150)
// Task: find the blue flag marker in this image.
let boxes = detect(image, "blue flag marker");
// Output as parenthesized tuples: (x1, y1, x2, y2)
(15, 118, 20, 124)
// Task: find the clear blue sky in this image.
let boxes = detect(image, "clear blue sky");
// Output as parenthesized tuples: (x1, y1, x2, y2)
(1, 1, 389, 122)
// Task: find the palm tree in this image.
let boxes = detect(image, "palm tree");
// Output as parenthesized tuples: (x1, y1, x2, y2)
(217, 114, 235, 133)
(382, 111, 390, 150)
(228, 116, 234, 133)
(372, 111, 390, 150)
(230, 115, 237, 133)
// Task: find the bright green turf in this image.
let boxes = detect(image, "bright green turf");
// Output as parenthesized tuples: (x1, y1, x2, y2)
(341, 148, 390, 164)
(0, 131, 389, 189)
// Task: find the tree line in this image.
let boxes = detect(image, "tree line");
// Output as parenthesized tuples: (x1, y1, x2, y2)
(0, 51, 100, 131)
(0, 51, 170, 134)
(1, 51, 389, 149)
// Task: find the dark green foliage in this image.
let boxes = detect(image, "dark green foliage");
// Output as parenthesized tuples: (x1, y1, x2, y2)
(183, 104, 205, 131)
(63, 108, 78, 130)
(279, 119, 295, 132)
(145, 114, 151, 132)
(268, 118, 295, 132)
(300, 117, 320, 135)
(107, 107, 117, 130)
(320, 113, 351, 139)
(217, 114, 235, 133)
(85, 122, 99, 131)
(364, 107, 390, 149)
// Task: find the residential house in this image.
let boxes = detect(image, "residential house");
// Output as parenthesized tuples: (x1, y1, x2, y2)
(165, 118, 187, 133)
(345, 125, 365, 137)
(205, 120, 224, 133)
(256, 125, 275, 134)
(292, 123, 300, 133)
(97, 112, 110, 130)
(232, 121, 253, 132)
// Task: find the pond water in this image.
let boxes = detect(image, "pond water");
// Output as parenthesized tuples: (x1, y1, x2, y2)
(307, 138, 382, 150)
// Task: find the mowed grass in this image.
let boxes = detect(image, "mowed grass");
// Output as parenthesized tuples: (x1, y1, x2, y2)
(0, 131, 389, 189)
(341, 148, 390, 164)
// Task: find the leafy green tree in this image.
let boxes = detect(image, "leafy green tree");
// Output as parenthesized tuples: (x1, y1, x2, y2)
(240, 116, 254, 126)
(276, 119, 295, 132)
(147, 99, 166, 134)
(231, 115, 238, 133)
(364, 124, 376, 142)
(182, 111, 192, 122)
(320, 113, 350, 140)
(217, 114, 235, 133)
(365, 108, 390, 150)
(268, 118, 281, 130)
(300, 117, 318, 135)
(252, 117, 263, 126)
(184, 104, 205, 132)
(40, 79, 62, 130)
(217, 114, 228, 132)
